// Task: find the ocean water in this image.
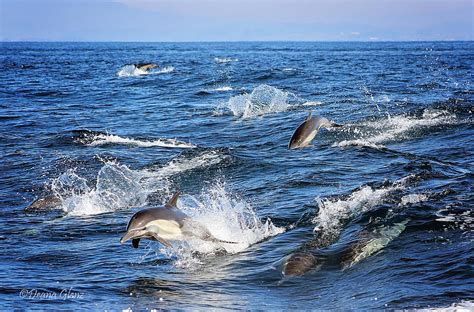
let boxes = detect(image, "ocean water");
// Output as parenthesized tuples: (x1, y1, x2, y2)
(0, 42, 472, 310)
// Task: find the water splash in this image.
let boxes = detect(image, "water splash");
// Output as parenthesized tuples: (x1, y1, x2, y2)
(117, 65, 174, 77)
(117, 65, 149, 77)
(160, 182, 285, 269)
(153, 66, 175, 74)
(52, 162, 148, 216)
(217, 84, 299, 118)
(313, 176, 413, 235)
(51, 150, 231, 216)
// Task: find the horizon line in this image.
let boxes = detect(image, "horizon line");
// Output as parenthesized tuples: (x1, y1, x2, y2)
(1, 39, 473, 43)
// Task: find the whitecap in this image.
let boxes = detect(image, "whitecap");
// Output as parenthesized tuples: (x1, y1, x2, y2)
(214, 86, 233, 92)
(302, 101, 323, 106)
(82, 133, 195, 149)
(214, 57, 238, 64)
(333, 109, 456, 148)
(400, 193, 428, 205)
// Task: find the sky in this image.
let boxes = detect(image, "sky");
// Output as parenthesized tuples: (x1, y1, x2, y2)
(0, 0, 472, 41)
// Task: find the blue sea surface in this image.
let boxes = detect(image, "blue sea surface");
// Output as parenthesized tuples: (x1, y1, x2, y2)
(0, 41, 473, 310)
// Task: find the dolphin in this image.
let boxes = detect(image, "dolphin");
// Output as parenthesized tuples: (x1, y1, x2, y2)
(340, 219, 409, 270)
(288, 112, 342, 149)
(120, 192, 237, 248)
(25, 195, 61, 211)
(282, 252, 319, 277)
(281, 220, 409, 277)
(133, 63, 158, 71)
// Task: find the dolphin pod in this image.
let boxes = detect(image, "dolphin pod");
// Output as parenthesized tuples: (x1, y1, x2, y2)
(120, 192, 237, 248)
(288, 111, 342, 149)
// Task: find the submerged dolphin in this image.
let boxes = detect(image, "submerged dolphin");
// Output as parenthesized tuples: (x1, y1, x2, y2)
(133, 63, 157, 71)
(288, 112, 342, 149)
(282, 252, 319, 276)
(120, 192, 236, 248)
(340, 219, 409, 270)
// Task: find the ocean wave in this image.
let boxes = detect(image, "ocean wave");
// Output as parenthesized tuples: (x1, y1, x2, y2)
(333, 109, 457, 148)
(214, 57, 238, 64)
(158, 182, 285, 269)
(312, 175, 414, 235)
(78, 132, 195, 149)
(217, 84, 299, 118)
(51, 150, 231, 216)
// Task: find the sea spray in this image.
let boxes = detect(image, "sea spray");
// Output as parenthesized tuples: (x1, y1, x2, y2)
(158, 182, 285, 269)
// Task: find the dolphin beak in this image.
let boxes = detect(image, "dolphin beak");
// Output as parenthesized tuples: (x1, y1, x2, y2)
(120, 228, 145, 244)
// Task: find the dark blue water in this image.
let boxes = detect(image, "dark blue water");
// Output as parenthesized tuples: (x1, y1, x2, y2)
(1, 42, 473, 310)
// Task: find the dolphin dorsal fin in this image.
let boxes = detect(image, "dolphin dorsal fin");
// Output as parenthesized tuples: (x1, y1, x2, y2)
(165, 191, 180, 208)
(306, 111, 312, 120)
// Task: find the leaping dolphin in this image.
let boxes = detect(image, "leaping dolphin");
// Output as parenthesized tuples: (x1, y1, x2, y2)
(133, 63, 158, 71)
(288, 112, 342, 149)
(120, 192, 237, 248)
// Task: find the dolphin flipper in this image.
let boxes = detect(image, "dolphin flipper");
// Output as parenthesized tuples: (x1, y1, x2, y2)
(149, 232, 173, 248)
(132, 239, 140, 248)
